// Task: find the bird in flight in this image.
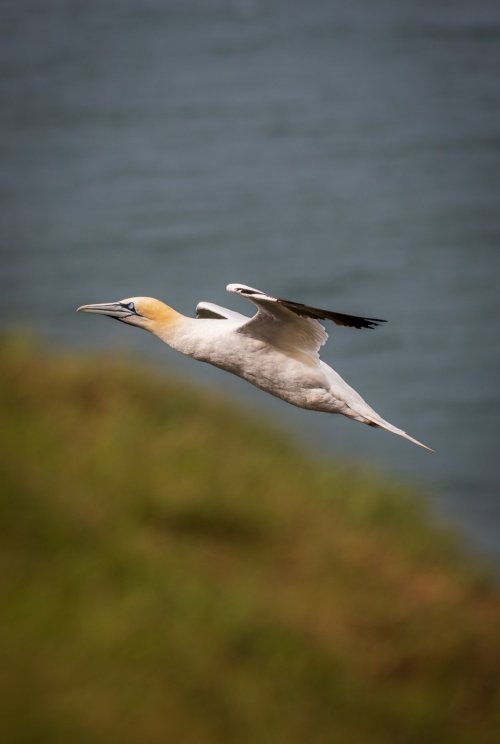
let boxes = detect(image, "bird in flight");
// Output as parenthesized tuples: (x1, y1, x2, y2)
(78, 283, 432, 451)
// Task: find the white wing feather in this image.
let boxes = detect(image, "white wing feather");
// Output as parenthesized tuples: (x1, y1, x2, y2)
(196, 302, 248, 321)
(227, 283, 328, 362)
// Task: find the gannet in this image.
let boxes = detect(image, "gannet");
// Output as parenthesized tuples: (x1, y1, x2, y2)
(77, 283, 433, 451)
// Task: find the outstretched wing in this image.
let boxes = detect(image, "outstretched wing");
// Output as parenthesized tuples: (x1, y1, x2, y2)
(226, 283, 386, 364)
(196, 302, 248, 321)
(228, 284, 386, 330)
(227, 284, 329, 363)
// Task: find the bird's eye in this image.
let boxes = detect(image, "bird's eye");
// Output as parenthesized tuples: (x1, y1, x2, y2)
(121, 301, 136, 312)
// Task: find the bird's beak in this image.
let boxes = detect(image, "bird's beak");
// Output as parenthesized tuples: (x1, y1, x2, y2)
(77, 302, 132, 319)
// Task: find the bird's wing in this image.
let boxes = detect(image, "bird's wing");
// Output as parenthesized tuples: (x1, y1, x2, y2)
(227, 283, 386, 363)
(227, 283, 329, 362)
(196, 302, 248, 321)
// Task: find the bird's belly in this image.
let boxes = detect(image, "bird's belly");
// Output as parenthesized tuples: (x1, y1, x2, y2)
(202, 340, 336, 411)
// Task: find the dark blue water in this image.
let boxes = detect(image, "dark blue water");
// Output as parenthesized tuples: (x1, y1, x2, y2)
(2, 0, 500, 559)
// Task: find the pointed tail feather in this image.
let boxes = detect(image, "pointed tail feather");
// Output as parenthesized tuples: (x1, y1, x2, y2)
(367, 416, 434, 452)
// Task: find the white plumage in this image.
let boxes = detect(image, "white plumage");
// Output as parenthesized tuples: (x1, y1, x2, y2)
(77, 282, 433, 451)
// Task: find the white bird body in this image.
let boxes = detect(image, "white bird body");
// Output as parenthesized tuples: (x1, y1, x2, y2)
(161, 318, 361, 415)
(78, 283, 433, 451)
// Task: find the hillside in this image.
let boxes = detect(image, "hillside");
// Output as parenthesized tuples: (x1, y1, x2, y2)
(1, 336, 499, 743)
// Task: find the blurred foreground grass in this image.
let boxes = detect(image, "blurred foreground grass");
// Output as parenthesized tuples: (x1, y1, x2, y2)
(1, 335, 499, 743)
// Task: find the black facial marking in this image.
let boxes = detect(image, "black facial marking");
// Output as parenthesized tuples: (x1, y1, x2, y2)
(121, 301, 136, 312)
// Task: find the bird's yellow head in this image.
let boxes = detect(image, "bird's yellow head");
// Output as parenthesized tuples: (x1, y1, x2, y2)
(77, 296, 181, 334)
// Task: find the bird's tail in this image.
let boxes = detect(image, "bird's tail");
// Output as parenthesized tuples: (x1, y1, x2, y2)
(365, 414, 434, 452)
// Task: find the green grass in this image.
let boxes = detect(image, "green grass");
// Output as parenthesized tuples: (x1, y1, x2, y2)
(1, 335, 499, 743)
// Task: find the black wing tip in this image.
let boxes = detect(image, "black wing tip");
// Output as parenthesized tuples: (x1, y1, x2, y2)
(341, 318, 387, 330)
(361, 318, 387, 330)
(277, 297, 387, 330)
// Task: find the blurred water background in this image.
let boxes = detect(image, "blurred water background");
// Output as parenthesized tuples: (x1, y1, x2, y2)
(1, 0, 499, 560)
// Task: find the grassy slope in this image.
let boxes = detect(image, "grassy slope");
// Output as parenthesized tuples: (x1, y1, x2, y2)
(0, 336, 499, 744)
